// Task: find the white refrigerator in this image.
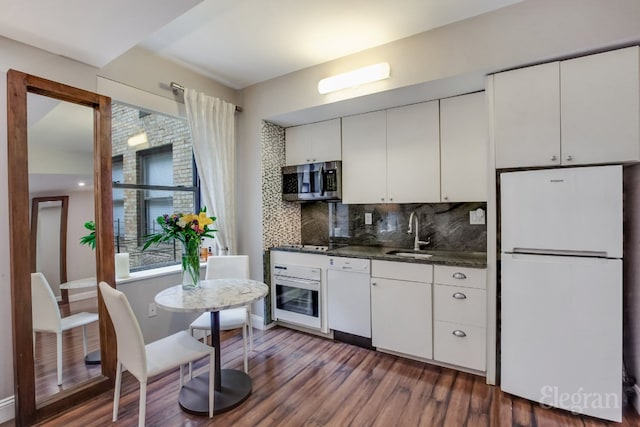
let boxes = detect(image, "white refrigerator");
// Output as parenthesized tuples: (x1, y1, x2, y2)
(500, 165, 623, 422)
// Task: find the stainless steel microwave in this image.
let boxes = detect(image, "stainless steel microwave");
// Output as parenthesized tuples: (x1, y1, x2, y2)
(282, 161, 342, 202)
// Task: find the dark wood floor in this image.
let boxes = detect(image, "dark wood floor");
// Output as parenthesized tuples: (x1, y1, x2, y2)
(5, 325, 640, 426)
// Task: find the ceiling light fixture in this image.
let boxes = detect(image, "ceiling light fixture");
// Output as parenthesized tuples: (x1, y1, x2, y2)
(77, 181, 85, 187)
(127, 131, 148, 147)
(318, 62, 390, 94)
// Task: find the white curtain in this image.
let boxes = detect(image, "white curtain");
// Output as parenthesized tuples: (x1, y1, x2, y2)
(184, 88, 237, 255)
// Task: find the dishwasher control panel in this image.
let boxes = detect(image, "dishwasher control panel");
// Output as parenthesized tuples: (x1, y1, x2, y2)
(328, 256, 370, 273)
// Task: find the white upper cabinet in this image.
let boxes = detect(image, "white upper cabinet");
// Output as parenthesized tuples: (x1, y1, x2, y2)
(342, 102, 440, 204)
(561, 46, 640, 165)
(440, 92, 488, 202)
(342, 111, 387, 203)
(387, 101, 440, 203)
(494, 62, 561, 169)
(494, 46, 640, 169)
(285, 118, 341, 165)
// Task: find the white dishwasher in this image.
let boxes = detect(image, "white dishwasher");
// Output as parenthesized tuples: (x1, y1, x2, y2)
(327, 256, 371, 339)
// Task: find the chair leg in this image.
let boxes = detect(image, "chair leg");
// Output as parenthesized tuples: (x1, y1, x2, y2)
(32, 332, 36, 356)
(179, 364, 184, 388)
(113, 361, 122, 422)
(82, 325, 88, 356)
(209, 350, 215, 418)
(242, 324, 248, 373)
(188, 326, 194, 379)
(56, 332, 62, 386)
(247, 306, 254, 351)
(139, 380, 147, 427)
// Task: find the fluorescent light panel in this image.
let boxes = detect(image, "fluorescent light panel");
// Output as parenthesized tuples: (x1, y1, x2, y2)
(318, 62, 390, 94)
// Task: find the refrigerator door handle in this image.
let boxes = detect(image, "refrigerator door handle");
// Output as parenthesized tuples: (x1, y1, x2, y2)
(511, 248, 609, 258)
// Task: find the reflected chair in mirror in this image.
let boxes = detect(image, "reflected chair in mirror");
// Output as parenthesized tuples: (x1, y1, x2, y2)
(189, 255, 252, 374)
(31, 272, 99, 386)
(99, 282, 215, 427)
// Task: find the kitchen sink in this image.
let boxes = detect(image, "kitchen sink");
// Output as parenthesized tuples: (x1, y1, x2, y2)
(386, 250, 434, 259)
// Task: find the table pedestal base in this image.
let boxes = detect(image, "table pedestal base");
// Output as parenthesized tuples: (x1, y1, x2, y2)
(84, 350, 101, 365)
(179, 369, 251, 415)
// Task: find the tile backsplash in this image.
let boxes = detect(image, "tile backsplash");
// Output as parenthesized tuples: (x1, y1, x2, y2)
(302, 202, 487, 252)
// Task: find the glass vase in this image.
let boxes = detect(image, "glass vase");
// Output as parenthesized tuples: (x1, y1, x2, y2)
(181, 239, 201, 290)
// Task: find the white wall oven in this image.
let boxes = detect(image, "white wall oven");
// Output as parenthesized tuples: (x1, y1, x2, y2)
(272, 263, 322, 330)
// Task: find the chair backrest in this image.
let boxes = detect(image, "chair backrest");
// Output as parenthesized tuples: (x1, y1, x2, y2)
(205, 255, 250, 280)
(98, 281, 148, 381)
(31, 272, 62, 333)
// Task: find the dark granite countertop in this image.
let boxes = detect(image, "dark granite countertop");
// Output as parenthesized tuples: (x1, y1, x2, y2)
(271, 245, 487, 269)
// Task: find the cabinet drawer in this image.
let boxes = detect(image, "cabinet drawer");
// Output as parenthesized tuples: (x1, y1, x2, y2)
(372, 260, 433, 283)
(434, 265, 486, 289)
(433, 321, 486, 371)
(433, 284, 486, 327)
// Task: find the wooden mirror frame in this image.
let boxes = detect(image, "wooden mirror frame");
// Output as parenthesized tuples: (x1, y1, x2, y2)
(7, 69, 116, 426)
(30, 196, 69, 304)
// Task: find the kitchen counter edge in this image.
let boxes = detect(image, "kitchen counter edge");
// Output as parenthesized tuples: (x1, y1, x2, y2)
(270, 246, 487, 269)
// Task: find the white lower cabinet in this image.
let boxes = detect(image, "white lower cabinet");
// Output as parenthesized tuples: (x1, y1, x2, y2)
(371, 261, 433, 359)
(432, 266, 487, 371)
(433, 321, 486, 371)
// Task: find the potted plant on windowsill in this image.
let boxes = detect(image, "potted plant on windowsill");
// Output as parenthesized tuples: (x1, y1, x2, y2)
(143, 209, 217, 289)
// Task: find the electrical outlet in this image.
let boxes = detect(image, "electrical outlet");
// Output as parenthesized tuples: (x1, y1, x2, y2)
(365, 212, 373, 225)
(469, 208, 486, 225)
(148, 302, 157, 317)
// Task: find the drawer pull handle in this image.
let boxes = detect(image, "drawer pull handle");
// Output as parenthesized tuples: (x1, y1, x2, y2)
(452, 272, 467, 280)
(452, 330, 467, 338)
(452, 292, 467, 300)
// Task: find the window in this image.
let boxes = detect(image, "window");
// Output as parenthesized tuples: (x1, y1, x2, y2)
(111, 103, 198, 271)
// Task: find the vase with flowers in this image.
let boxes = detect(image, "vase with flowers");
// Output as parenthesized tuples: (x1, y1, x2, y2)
(143, 209, 217, 290)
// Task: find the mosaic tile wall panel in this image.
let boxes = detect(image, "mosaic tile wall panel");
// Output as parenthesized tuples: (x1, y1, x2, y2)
(261, 121, 300, 250)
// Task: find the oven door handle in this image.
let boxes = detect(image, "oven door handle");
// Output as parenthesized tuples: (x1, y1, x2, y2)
(274, 277, 320, 291)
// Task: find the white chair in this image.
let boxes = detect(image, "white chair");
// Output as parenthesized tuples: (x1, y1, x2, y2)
(99, 282, 214, 427)
(189, 255, 252, 374)
(31, 272, 99, 386)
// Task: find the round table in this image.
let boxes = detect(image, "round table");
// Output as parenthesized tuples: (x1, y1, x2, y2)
(154, 278, 268, 415)
(59, 277, 100, 364)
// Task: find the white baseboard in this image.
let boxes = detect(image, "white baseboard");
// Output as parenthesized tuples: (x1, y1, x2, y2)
(632, 384, 640, 415)
(0, 395, 14, 423)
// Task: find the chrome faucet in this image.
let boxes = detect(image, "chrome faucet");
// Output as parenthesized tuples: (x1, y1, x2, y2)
(408, 211, 431, 251)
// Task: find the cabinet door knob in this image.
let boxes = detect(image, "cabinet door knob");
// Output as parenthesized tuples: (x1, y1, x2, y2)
(381, 197, 385, 202)
(566, 155, 573, 161)
(312, 158, 316, 162)
(371, 282, 377, 286)
(551, 155, 557, 161)
(306, 158, 311, 162)
(452, 292, 467, 300)
(443, 196, 449, 201)
(452, 272, 467, 280)
(452, 330, 467, 338)
(389, 198, 393, 202)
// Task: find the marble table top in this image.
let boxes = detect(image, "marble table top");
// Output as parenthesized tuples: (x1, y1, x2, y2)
(154, 278, 269, 313)
(59, 276, 97, 290)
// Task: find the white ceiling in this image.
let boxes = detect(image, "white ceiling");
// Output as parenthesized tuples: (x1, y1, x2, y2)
(0, 0, 521, 89)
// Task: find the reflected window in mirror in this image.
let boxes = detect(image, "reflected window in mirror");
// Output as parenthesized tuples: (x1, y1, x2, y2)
(111, 103, 200, 272)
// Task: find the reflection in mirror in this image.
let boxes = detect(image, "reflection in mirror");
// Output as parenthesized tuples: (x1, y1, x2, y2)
(30, 196, 68, 302)
(26, 93, 101, 404)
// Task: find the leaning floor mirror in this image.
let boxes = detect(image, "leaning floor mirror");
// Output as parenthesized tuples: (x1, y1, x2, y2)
(7, 69, 116, 426)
